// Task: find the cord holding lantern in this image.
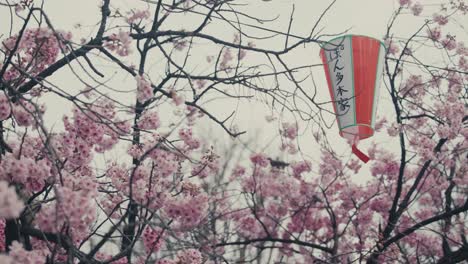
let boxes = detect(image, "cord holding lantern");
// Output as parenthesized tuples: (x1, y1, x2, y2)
(320, 35, 386, 163)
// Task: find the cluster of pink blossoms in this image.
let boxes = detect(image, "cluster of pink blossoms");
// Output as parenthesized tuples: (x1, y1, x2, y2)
(105, 30, 132, 56)
(398, 0, 423, 15)
(291, 160, 312, 178)
(442, 35, 457, 50)
(62, 98, 126, 157)
(280, 122, 299, 153)
(384, 38, 400, 55)
(0, 97, 44, 127)
(0, 219, 4, 251)
(163, 191, 209, 230)
(1, 241, 45, 264)
(387, 122, 401, 137)
(126, 137, 181, 178)
(170, 89, 185, 106)
(410, 2, 423, 15)
(138, 110, 160, 130)
(434, 100, 464, 130)
(179, 128, 201, 150)
(232, 152, 319, 239)
(234, 214, 267, 239)
(191, 149, 219, 178)
(219, 48, 234, 72)
(126, 9, 151, 24)
(176, 249, 203, 264)
(35, 186, 97, 242)
(2, 27, 71, 81)
(149, 148, 181, 177)
(400, 74, 424, 99)
(346, 158, 362, 174)
(185, 105, 204, 126)
(249, 152, 269, 167)
(0, 92, 11, 121)
(0, 181, 24, 219)
(399, 0, 411, 6)
(433, 13, 449, 25)
(281, 122, 298, 140)
(459, 56, 468, 71)
(156, 249, 203, 264)
(0, 97, 123, 249)
(456, 42, 467, 56)
(0, 154, 50, 194)
(107, 145, 191, 212)
(143, 225, 165, 253)
(318, 151, 343, 183)
(114, 165, 168, 211)
(433, 86, 466, 141)
(427, 26, 442, 41)
(136, 75, 153, 103)
(370, 152, 399, 178)
(12, 100, 41, 127)
(95, 253, 129, 264)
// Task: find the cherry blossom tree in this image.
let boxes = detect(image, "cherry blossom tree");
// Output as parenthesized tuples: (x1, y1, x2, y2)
(0, 0, 467, 263)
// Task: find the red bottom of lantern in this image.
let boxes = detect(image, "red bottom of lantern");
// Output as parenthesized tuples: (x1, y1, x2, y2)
(339, 124, 374, 141)
(339, 124, 374, 163)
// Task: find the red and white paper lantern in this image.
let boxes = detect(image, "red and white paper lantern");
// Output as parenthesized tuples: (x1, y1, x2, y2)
(320, 35, 385, 163)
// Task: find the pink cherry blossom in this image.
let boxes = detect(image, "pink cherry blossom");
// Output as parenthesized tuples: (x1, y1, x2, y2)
(400, 74, 424, 98)
(427, 26, 442, 41)
(220, 48, 234, 71)
(126, 9, 151, 24)
(442, 35, 457, 50)
(346, 159, 362, 174)
(456, 41, 467, 55)
(0, 181, 24, 219)
(1, 154, 50, 194)
(433, 13, 448, 25)
(411, 2, 423, 15)
(0, 219, 5, 251)
(370, 153, 399, 178)
(136, 75, 153, 103)
(291, 160, 312, 177)
(12, 100, 37, 127)
(385, 38, 400, 55)
(171, 90, 185, 106)
(0, 254, 13, 264)
(105, 30, 132, 56)
(282, 122, 298, 140)
(2, 27, 71, 82)
(387, 122, 400, 137)
(138, 110, 160, 130)
(8, 241, 46, 264)
(192, 150, 219, 178)
(143, 226, 165, 253)
(250, 153, 269, 167)
(177, 249, 203, 264)
(35, 186, 97, 241)
(0, 92, 11, 121)
(156, 259, 176, 264)
(459, 56, 468, 71)
(162, 190, 209, 230)
(399, 0, 412, 6)
(179, 128, 201, 149)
